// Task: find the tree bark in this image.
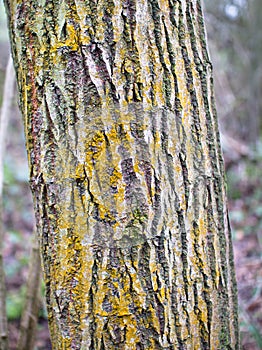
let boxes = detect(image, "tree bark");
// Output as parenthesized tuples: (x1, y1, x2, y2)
(4, 0, 239, 348)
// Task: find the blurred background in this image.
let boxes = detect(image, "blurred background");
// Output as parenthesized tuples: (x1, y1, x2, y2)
(0, 0, 261, 348)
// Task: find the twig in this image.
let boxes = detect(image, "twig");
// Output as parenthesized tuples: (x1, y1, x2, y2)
(0, 55, 16, 350)
(0, 55, 15, 195)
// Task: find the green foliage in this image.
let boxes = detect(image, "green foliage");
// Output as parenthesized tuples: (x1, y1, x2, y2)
(6, 283, 48, 321)
(4, 152, 29, 186)
(4, 231, 29, 278)
(39, 280, 48, 320)
(239, 306, 262, 349)
(0, 2, 8, 43)
(3, 162, 16, 186)
(227, 171, 242, 200)
(227, 141, 262, 237)
(6, 287, 25, 320)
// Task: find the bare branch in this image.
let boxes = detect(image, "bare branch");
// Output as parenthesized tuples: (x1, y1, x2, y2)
(17, 231, 42, 350)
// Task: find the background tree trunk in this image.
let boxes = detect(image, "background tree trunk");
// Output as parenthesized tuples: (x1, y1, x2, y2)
(17, 231, 42, 350)
(0, 53, 14, 350)
(4, 0, 239, 348)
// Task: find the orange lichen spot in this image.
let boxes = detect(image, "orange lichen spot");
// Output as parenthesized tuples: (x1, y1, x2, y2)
(86, 130, 105, 160)
(58, 217, 71, 230)
(65, 24, 79, 51)
(75, 163, 85, 179)
(159, 286, 166, 300)
(123, 317, 140, 347)
(174, 164, 181, 174)
(153, 130, 161, 149)
(107, 125, 118, 141)
(152, 273, 158, 292)
(98, 203, 115, 223)
(84, 162, 93, 178)
(133, 161, 140, 174)
(113, 186, 125, 213)
(110, 168, 122, 187)
(50, 22, 80, 61)
(198, 217, 206, 237)
(148, 303, 160, 334)
(180, 193, 187, 211)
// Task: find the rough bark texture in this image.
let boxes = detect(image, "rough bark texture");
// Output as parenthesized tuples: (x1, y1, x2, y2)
(4, 0, 239, 348)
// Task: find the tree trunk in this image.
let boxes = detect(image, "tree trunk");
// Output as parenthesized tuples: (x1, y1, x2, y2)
(4, 0, 239, 348)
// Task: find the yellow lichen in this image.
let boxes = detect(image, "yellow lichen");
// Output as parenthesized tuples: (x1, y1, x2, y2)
(86, 130, 105, 160)
(110, 168, 122, 187)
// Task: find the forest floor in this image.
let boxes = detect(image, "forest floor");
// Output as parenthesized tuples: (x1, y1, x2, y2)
(2, 104, 262, 350)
